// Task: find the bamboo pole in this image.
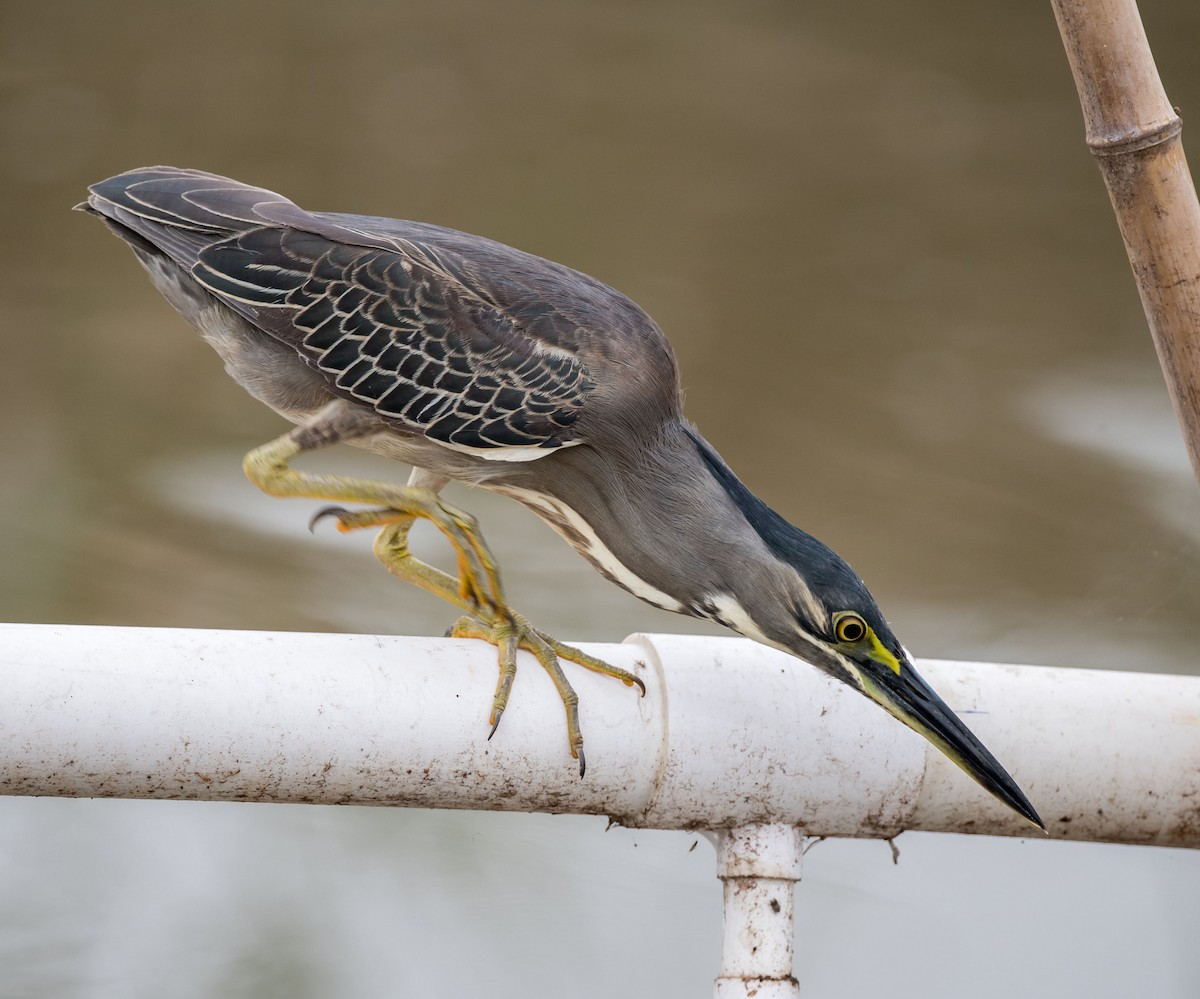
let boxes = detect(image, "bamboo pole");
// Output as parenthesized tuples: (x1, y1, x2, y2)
(1051, 0, 1200, 487)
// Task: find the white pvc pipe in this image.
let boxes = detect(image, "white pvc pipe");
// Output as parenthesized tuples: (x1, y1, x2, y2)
(714, 824, 803, 999)
(1, 623, 1198, 847)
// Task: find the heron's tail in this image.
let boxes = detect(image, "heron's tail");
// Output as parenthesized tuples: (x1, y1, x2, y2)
(77, 166, 305, 271)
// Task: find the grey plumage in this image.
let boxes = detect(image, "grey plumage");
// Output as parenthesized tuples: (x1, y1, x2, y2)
(85, 166, 674, 456)
(82, 167, 786, 623)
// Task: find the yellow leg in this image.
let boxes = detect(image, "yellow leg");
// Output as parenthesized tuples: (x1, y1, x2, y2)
(244, 432, 645, 775)
(245, 434, 503, 611)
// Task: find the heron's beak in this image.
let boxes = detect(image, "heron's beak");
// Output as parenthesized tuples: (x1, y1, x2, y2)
(857, 657, 1044, 829)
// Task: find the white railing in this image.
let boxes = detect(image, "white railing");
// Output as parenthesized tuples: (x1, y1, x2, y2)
(2, 623, 1198, 996)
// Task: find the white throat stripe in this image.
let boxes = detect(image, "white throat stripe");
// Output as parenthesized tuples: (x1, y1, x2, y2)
(496, 486, 685, 613)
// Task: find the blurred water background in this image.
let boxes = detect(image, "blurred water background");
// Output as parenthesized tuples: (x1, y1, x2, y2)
(2, 1, 1199, 996)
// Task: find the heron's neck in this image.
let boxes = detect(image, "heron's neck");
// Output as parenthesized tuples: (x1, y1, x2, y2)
(494, 420, 804, 620)
(682, 427, 837, 578)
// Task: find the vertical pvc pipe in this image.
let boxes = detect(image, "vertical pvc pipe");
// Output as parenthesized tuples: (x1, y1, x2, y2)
(714, 823, 804, 998)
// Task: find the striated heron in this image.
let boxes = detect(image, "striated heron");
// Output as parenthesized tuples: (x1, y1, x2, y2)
(80, 166, 1042, 827)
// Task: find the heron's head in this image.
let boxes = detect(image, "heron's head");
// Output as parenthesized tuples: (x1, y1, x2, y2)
(758, 535, 1041, 821)
(688, 427, 1041, 828)
(725, 529, 1043, 830)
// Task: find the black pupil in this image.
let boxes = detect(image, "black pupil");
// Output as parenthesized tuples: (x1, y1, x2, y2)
(841, 619, 864, 641)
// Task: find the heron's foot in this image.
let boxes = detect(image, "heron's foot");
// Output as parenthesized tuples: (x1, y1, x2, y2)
(310, 502, 503, 615)
(244, 433, 505, 615)
(448, 609, 645, 777)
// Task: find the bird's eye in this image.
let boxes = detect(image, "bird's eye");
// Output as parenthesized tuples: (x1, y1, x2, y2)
(834, 612, 868, 643)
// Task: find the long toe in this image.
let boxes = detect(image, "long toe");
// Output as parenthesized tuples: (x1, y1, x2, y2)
(452, 611, 641, 775)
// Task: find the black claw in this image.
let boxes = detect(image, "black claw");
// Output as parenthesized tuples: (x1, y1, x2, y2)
(308, 505, 348, 533)
(577, 750, 586, 779)
(633, 675, 647, 697)
(488, 712, 503, 741)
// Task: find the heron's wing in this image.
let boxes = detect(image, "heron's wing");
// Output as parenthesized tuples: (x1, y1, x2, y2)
(193, 225, 593, 453)
(87, 168, 595, 455)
